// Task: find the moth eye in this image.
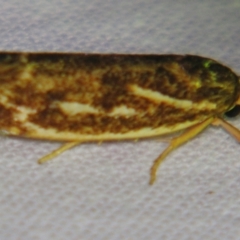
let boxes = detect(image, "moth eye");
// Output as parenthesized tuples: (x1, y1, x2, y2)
(224, 105, 240, 118)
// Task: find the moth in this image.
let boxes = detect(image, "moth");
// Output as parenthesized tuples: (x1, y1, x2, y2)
(0, 52, 240, 184)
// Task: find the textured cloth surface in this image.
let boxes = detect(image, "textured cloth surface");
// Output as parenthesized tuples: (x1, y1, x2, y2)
(1, 0, 240, 239)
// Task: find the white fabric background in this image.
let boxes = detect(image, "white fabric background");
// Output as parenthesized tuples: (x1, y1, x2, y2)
(0, 0, 240, 239)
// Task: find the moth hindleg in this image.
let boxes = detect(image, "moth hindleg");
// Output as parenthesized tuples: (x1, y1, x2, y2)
(38, 142, 81, 164)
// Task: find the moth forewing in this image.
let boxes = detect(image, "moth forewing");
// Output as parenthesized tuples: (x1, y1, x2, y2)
(0, 52, 239, 184)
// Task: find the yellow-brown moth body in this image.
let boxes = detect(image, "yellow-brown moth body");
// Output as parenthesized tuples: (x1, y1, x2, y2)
(0, 52, 239, 184)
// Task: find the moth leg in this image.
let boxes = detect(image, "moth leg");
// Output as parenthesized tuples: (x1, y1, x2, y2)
(150, 118, 214, 185)
(212, 117, 240, 142)
(38, 142, 81, 164)
(236, 96, 240, 105)
(155, 132, 184, 143)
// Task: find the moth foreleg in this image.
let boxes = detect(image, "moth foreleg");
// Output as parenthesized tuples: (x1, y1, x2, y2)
(150, 118, 214, 185)
(212, 118, 240, 142)
(38, 142, 81, 164)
